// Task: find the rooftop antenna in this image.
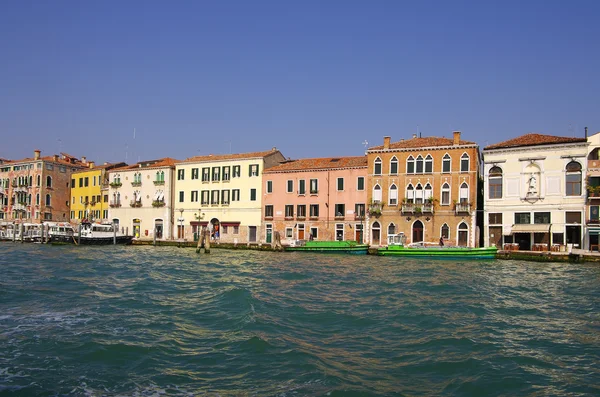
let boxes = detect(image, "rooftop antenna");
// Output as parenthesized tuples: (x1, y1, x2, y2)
(362, 140, 369, 155)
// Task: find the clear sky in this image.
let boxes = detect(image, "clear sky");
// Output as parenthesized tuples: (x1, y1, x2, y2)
(1, 0, 599, 163)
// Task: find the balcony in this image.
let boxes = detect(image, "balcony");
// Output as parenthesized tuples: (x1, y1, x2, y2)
(153, 180, 165, 186)
(131, 181, 142, 187)
(109, 201, 121, 208)
(401, 203, 433, 214)
(264, 215, 273, 220)
(586, 218, 600, 225)
(354, 214, 365, 221)
(152, 200, 165, 208)
(109, 182, 122, 188)
(130, 200, 142, 208)
(455, 202, 471, 214)
(368, 202, 383, 217)
(422, 203, 434, 213)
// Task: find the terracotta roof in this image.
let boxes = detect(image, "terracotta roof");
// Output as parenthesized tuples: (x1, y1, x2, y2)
(72, 162, 128, 174)
(369, 136, 475, 150)
(179, 149, 281, 164)
(484, 133, 588, 150)
(113, 157, 178, 171)
(264, 156, 367, 172)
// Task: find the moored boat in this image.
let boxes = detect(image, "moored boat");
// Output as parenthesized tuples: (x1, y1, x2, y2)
(378, 234, 497, 259)
(77, 221, 134, 245)
(285, 240, 369, 254)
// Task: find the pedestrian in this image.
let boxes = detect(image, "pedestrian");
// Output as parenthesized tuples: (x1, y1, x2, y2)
(439, 236, 444, 247)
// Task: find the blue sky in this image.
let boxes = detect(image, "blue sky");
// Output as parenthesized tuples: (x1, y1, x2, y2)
(1, 0, 598, 163)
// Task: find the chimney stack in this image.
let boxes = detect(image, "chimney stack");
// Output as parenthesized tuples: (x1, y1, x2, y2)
(412, 133, 417, 139)
(53, 154, 58, 161)
(453, 131, 461, 145)
(88, 161, 95, 169)
(81, 156, 87, 164)
(585, 126, 588, 139)
(34, 150, 41, 160)
(383, 136, 391, 149)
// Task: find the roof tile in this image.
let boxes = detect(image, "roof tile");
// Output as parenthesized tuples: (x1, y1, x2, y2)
(264, 156, 367, 172)
(369, 136, 475, 150)
(179, 149, 281, 164)
(484, 133, 587, 150)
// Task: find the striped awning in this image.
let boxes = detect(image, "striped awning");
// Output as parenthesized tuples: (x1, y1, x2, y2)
(510, 224, 551, 234)
(589, 228, 600, 236)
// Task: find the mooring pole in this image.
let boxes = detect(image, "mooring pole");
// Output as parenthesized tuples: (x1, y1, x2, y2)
(78, 224, 82, 245)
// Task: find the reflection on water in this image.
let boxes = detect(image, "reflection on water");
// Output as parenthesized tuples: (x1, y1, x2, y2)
(0, 245, 599, 396)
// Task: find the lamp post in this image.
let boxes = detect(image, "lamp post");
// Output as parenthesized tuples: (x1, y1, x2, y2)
(178, 208, 184, 245)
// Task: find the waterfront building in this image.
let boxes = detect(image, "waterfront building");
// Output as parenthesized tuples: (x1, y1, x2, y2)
(584, 130, 600, 250)
(365, 132, 480, 247)
(482, 133, 588, 251)
(70, 161, 127, 223)
(262, 156, 368, 243)
(107, 158, 177, 240)
(0, 150, 86, 223)
(174, 148, 285, 244)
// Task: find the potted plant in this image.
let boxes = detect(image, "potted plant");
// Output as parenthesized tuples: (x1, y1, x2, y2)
(587, 185, 599, 197)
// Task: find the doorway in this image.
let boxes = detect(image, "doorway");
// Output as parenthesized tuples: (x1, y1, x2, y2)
(372, 222, 381, 245)
(412, 220, 424, 243)
(249, 226, 257, 242)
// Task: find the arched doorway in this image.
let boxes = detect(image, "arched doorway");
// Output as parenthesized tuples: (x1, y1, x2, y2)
(154, 219, 163, 239)
(210, 218, 220, 241)
(412, 220, 424, 243)
(133, 218, 141, 239)
(371, 221, 381, 246)
(458, 222, 469, 246)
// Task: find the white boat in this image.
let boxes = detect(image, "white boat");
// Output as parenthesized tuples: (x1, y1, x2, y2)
(77, 221, 133, 245)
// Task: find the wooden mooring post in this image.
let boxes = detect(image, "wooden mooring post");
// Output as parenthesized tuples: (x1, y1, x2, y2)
(196, 227, 211, 253)
(272, 230, 283, 251)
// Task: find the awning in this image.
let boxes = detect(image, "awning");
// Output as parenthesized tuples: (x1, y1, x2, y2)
(158, 191, 164, 201)
(589, 228, 600, 236)
(510, 224, 551, 234)
(190, 221, 208, 226)
(221, 221, 241, 226)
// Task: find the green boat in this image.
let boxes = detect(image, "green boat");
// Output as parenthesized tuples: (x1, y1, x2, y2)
(378, 234, 497, 259)
(285, 240, 369, 254)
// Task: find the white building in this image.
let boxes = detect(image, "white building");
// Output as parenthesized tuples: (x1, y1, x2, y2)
(483, 133, 588, 251)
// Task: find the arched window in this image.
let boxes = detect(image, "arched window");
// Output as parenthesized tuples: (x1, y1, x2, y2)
(489, 166, 503, 199)
(412, 220, 424, 243)
(416, 155, 424, 173)
(374, 157, 382, 175)
(460, 153, 470, 172)
(45, 194, 51, 206)
(460, 182, 469, 204)
(425, 155, 433, 173)
(372, 221, 381, 246)
(415, 184, 423, 204)
(389, 184, 398, 205)
(458, 222, 469, 246)
(406, 184, 414, 203)
(388, 223, 396, 236)
(424, 183, 433, 202)
(566, 161, 582, 196)
(37, 175, 41, 186)
(46, 176, 52, 188)
(160, 171, 165, 182)
(441, 223, 450, 240)
(441, 182, 450, 205)
(390, 156, 398, 175)
(406, 156, 415, 174)
(36, 193, 40, 205)
(372, 184, 382, 202)
(28, 176, 32, 186)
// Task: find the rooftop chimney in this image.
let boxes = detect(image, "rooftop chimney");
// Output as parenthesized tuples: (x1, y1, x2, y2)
(81, 156, 87, 164)
(383, 136, 391, 149)
(412, 133, 417, 139)
(585, 126, 588, 139)
(453, 131, 461, 145)
(53, 154, 58, 161)
(88, 161, 95, 169)
(34, 150, 41, 160)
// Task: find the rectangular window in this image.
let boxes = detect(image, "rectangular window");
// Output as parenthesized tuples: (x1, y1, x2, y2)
(488, 213, 503, 224)
(355, 203, 365, 218)
(337, 177, 344, 191)
(298, 180, 306, 195)
(71, 178, 75, 188)
(297, 205, 306, 218)
(357, 177, 364, 191)
(534, 212, 551, 224)
(407, 161, 415, 174)
(179, 191, 184, 202)
(211, 190, 220, 205)
(266, 180, 273, 193)
(310, 227, 318, 240)
(461, 157, 469, 172)
(212, 167, 220, 181)
(566, 211, 581, 224)
(232, 189, 240, 201)
(93, 176, 96, 186)
(335, 204, 345, 218)
(287, 180, 293, 193)
(233, 165, 241, 178)
(335, 224, 344, 241)
(201, 190, 210, 205)
(104, 195, 108, 203)
(222, 166, 230, 181)
(250, 188, 257, 201)
(443, 157, 451, 173)
(310, 204, 319, 218)
(178, 169, 185, 180)
(285, 205, 294, 218)
(103, 210, 108, 219)
(191, 191, 198, 202)
(202, 167, 210, 182)
(285, 228, 293, 238)
(514, 212, 530, 224)
(46, 163, 54, 171)
(221, 190, 230, 204)
(79, 178, 83, 188)
(191, 168, 199, 180)
(265, 205, 274, 218)
(310, 179, 318, 194)
(390, 161, 398, 174)
(590, 206, 599, 222)
(249, 164, 259, 177)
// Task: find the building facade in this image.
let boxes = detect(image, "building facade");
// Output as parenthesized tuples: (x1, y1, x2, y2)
(262, 157, 368, 243)
(482, 133, 588, 251)
(366, 132, 480, 247)
(0, 150, 86, 223)
(584, 131, 600, 250)
(174, 149, 285, 244)
(70, 162, 127, 223)
(107, 158, 177, 240)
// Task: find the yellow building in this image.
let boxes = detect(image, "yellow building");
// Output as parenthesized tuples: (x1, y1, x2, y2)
(70, 161, 127, 223)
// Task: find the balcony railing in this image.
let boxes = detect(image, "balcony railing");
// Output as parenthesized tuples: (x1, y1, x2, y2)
(152, 200, 165, 207)
(130, 200, 142, 208)
(586, 218, 600, 225)
(368, 202, 383, 217)
(153, 180, 165, 186)
(109, 201, 121, 208)
(131, 181, 142, 187)
(455, 202, 471, 214)
(109, 182, 122, 188)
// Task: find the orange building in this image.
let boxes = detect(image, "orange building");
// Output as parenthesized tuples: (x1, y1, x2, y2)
(365, 132, 480, 246)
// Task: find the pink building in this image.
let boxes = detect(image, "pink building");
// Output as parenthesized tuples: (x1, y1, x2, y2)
(262, 157, 368, 243)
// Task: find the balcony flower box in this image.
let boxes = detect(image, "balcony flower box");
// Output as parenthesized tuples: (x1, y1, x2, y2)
(130, 201, 142, 208)
(109, 182, 122, 188)
(153, 180, 165, 186)
(131, 182, 142, 187)
(152, 200, 165, 207)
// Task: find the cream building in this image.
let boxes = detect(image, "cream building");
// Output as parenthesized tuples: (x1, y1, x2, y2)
(483, 133, 588, 251)
(107, 158, 177, 240)
(174, 148, 285, 243)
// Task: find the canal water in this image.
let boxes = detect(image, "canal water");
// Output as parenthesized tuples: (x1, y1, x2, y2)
(0, 244, 598, 396)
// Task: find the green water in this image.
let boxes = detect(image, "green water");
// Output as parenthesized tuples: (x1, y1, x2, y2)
(0, 244, 599, 396)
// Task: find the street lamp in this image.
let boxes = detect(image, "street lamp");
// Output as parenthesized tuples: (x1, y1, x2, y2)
(178, 208, 184, 243)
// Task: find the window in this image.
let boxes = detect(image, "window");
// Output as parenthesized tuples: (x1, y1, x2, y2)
(373, 184, 382, 202)
(178, 169, 185, 180)
(515, 212, 531, 224)
(460, 183, 469, 204)
(406, 156, 415, 174)
(221, 190, 230, 204)
(84, 177, 89, 187)
(266, 180, 273, 193)
(249, 164, 259, 177)
(388, 223, 396, 236)
(489, 213, 503, 224)
(310, 227, 318, 240)
(310, 204, 319, 218)
(460, 153, 470, 172)
(201, 190, 210, 205)
(310, 179, 318, 194)
(335, 204, 345, 218)
(46, 176, 52, 188)
(415, 184, 424, 204)
(233, 165, 241, 178)
(202, 167, 210, 182)
(374, 157, 382, 175)
(285, 228, 293, 238)
(424, 183, 432, 202)
(79, 178, 83, 188)
(566, 211, 581, 224)
(355, 203, 365, 218)
(37, 175, 41, 186)
(357, 177, 364, 191)
(489, 166, 503, 199)
(191, 191, 198, 202)
(45, 194, 51, 206)
(441, 183, 450, 205)
(179, 191, 184, 202)
(566, 161, 582, 196)
(233, 225, 239, 234)
(265, 205, 274, 218)
(211, 190, 220, 205)
(534, 212, 551, 224)
(232, 189, 240, 201)
(212, 167, 220, 182)
(337, 177, 344, 191)
(285, 205, 294, 218)
(441, 223, 450, 239)
(191, 168, 199, 180)
(297, 205, 306, 218)
(389, 184, 398, 205)
(222, 166, 230, 181)
(424, 155, 433, 173)
(299, 180, 306, 195)
(250, 188, 256, 201)
(335, 224, 344, 241)
(46, 163, 54, 171)
(416, 155, 424, 173)
(390, 157, 398, 174)
(93, 176, 96, 186)
(590, 206, 599, 222)
(287, 180, 293, 193)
